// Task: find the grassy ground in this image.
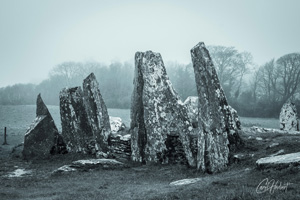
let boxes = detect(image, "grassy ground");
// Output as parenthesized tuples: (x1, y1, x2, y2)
(1, 128, 300, 200)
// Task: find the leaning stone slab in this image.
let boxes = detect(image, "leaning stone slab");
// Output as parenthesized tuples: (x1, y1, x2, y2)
(83, 73, 111, 152)
(130, 51, 195, 166)
(280, 102, 299, 131)
(256, 152, 300, 169)
(191, 42, 242, 173)
(23, 94, 64, 159)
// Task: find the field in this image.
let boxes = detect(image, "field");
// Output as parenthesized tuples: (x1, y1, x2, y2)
(0, 105, 299, 200)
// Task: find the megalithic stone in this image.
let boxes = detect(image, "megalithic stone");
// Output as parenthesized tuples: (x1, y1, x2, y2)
(191, 42, 242, 173)
(23, 94, 62, 159)
(280, 102, 299, 131)
(83, 73, 111, 152)
(130, 51, 196, 166)
(60, 87, 93, 152)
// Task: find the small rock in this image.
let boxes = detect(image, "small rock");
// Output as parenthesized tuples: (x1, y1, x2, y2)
(270, 149, 285, 157)
(110, 116, 126, 134)
(267, 142, 279, 149)
(6, 169, 32, 178)
(256, 137, 263, 141)
(170, 178, 202, 186)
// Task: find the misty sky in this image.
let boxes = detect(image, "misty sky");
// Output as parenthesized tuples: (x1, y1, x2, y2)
(1, 0, 300, 87)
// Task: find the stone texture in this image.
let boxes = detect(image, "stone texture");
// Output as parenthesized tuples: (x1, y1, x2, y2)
(256, 152, 300, 169)
(280, 102, 299, 131)
(191, 42, 242, 173)
(110, 116, 126, 134)
(249, 126, 300, 135)
(109, 134, 131, 160)
(23, 94, 65, 159)
(60, 73, 111, 154)
(83, 73, 111, 152)
(60, 87, 93, 153)
(130, 51, 195, 166)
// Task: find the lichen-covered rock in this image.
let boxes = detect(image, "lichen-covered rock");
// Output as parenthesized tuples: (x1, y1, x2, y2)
(23, 94, 65, 159)
(130, 51, 195, 166)
(110, 116, 126, 134)
(280, 102, 299, 131)
(191, 42, 242, 173)
(60, 87, 93, 153)
(83, 73, 111, 152)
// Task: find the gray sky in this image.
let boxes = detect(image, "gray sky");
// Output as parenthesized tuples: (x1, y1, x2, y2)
(1, 0, 300, 87)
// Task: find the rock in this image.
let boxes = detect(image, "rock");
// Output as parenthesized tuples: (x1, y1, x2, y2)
(267, 142, 279, 149)
(11, 143, 24, 158)
(255, 137, 263, 141)
(170, 178, 202, 186)
(130, 51, 195, 166)
(190, 42, 242, 173)
(23, 94, 65, 159)
(83, 73, 111, 152)
(60, 87, 93, 153)
(280, 102, 299, 131)
(60, 73, 111, 154)
(109, 134, 131, 160)
(71, 159, 125, 170)
(6, 168, 32, 178)
(270, 149, 285, 157)
(249, 126, 300, 134)
(256, 152, 300, 169)
(110, 116, 126, 134)
(52, 165, 77, 174)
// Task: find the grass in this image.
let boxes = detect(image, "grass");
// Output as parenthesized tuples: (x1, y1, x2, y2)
(1, 128, 300, 200)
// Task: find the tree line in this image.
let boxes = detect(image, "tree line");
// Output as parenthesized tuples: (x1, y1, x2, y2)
(0, 46, 300, 118)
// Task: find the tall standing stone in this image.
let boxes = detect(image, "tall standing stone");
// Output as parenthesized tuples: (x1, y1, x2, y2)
(83, 73, 111, 152)
(130, 51, 195, 166)
(60, 87, 92, 153)
(280, 102, 299, 131)
(191, 42, 242, 173)
(23, 94, 64, 159)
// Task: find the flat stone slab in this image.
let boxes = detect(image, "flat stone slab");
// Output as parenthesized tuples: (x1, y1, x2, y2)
(170, 178, 202, 186)
(256, 152, 300, 169)
(250, 126, 300, 135)
(5, 168, 32, 178)
(53, 159, 125, 174)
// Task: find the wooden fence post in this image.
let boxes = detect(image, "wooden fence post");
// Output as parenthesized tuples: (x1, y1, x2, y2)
(2, 127, 8, 145)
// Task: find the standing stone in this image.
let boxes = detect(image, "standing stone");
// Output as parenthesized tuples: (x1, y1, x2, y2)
(280, 102, 299, 131)
(130, 51, 195, 166)
(23, 94, 64, 159)
(60, 87, 93, 153)
(191, 42, 242, 173)
(83, 73, 111, 153)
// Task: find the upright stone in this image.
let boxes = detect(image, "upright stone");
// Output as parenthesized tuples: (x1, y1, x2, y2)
(60, 87, 93, 153)
(183, 96, 199, 128)
(23, 94, 63, 159)
(130, 51, 195, 166)
(83, 73, 111, 153)
(191, 42, 242, 173)
(280, 102, 299, 131)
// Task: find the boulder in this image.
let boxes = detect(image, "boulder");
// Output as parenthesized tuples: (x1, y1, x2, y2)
(23, 94, 65, 159)
(280, 102, 299, 131)
(256, 152, 300, 169)
(110, 116, 126, 134)
(83, 73, 111, 152)
(190, 42, 242, 172)
(60, 87, 93, 153)
(130, 51, 195, 166)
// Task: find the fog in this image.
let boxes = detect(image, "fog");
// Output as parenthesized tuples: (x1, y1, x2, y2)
(1, 0, 300, 87)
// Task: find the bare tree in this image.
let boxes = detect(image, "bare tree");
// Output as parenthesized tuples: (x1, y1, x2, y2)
(207, 46, 253, 99)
